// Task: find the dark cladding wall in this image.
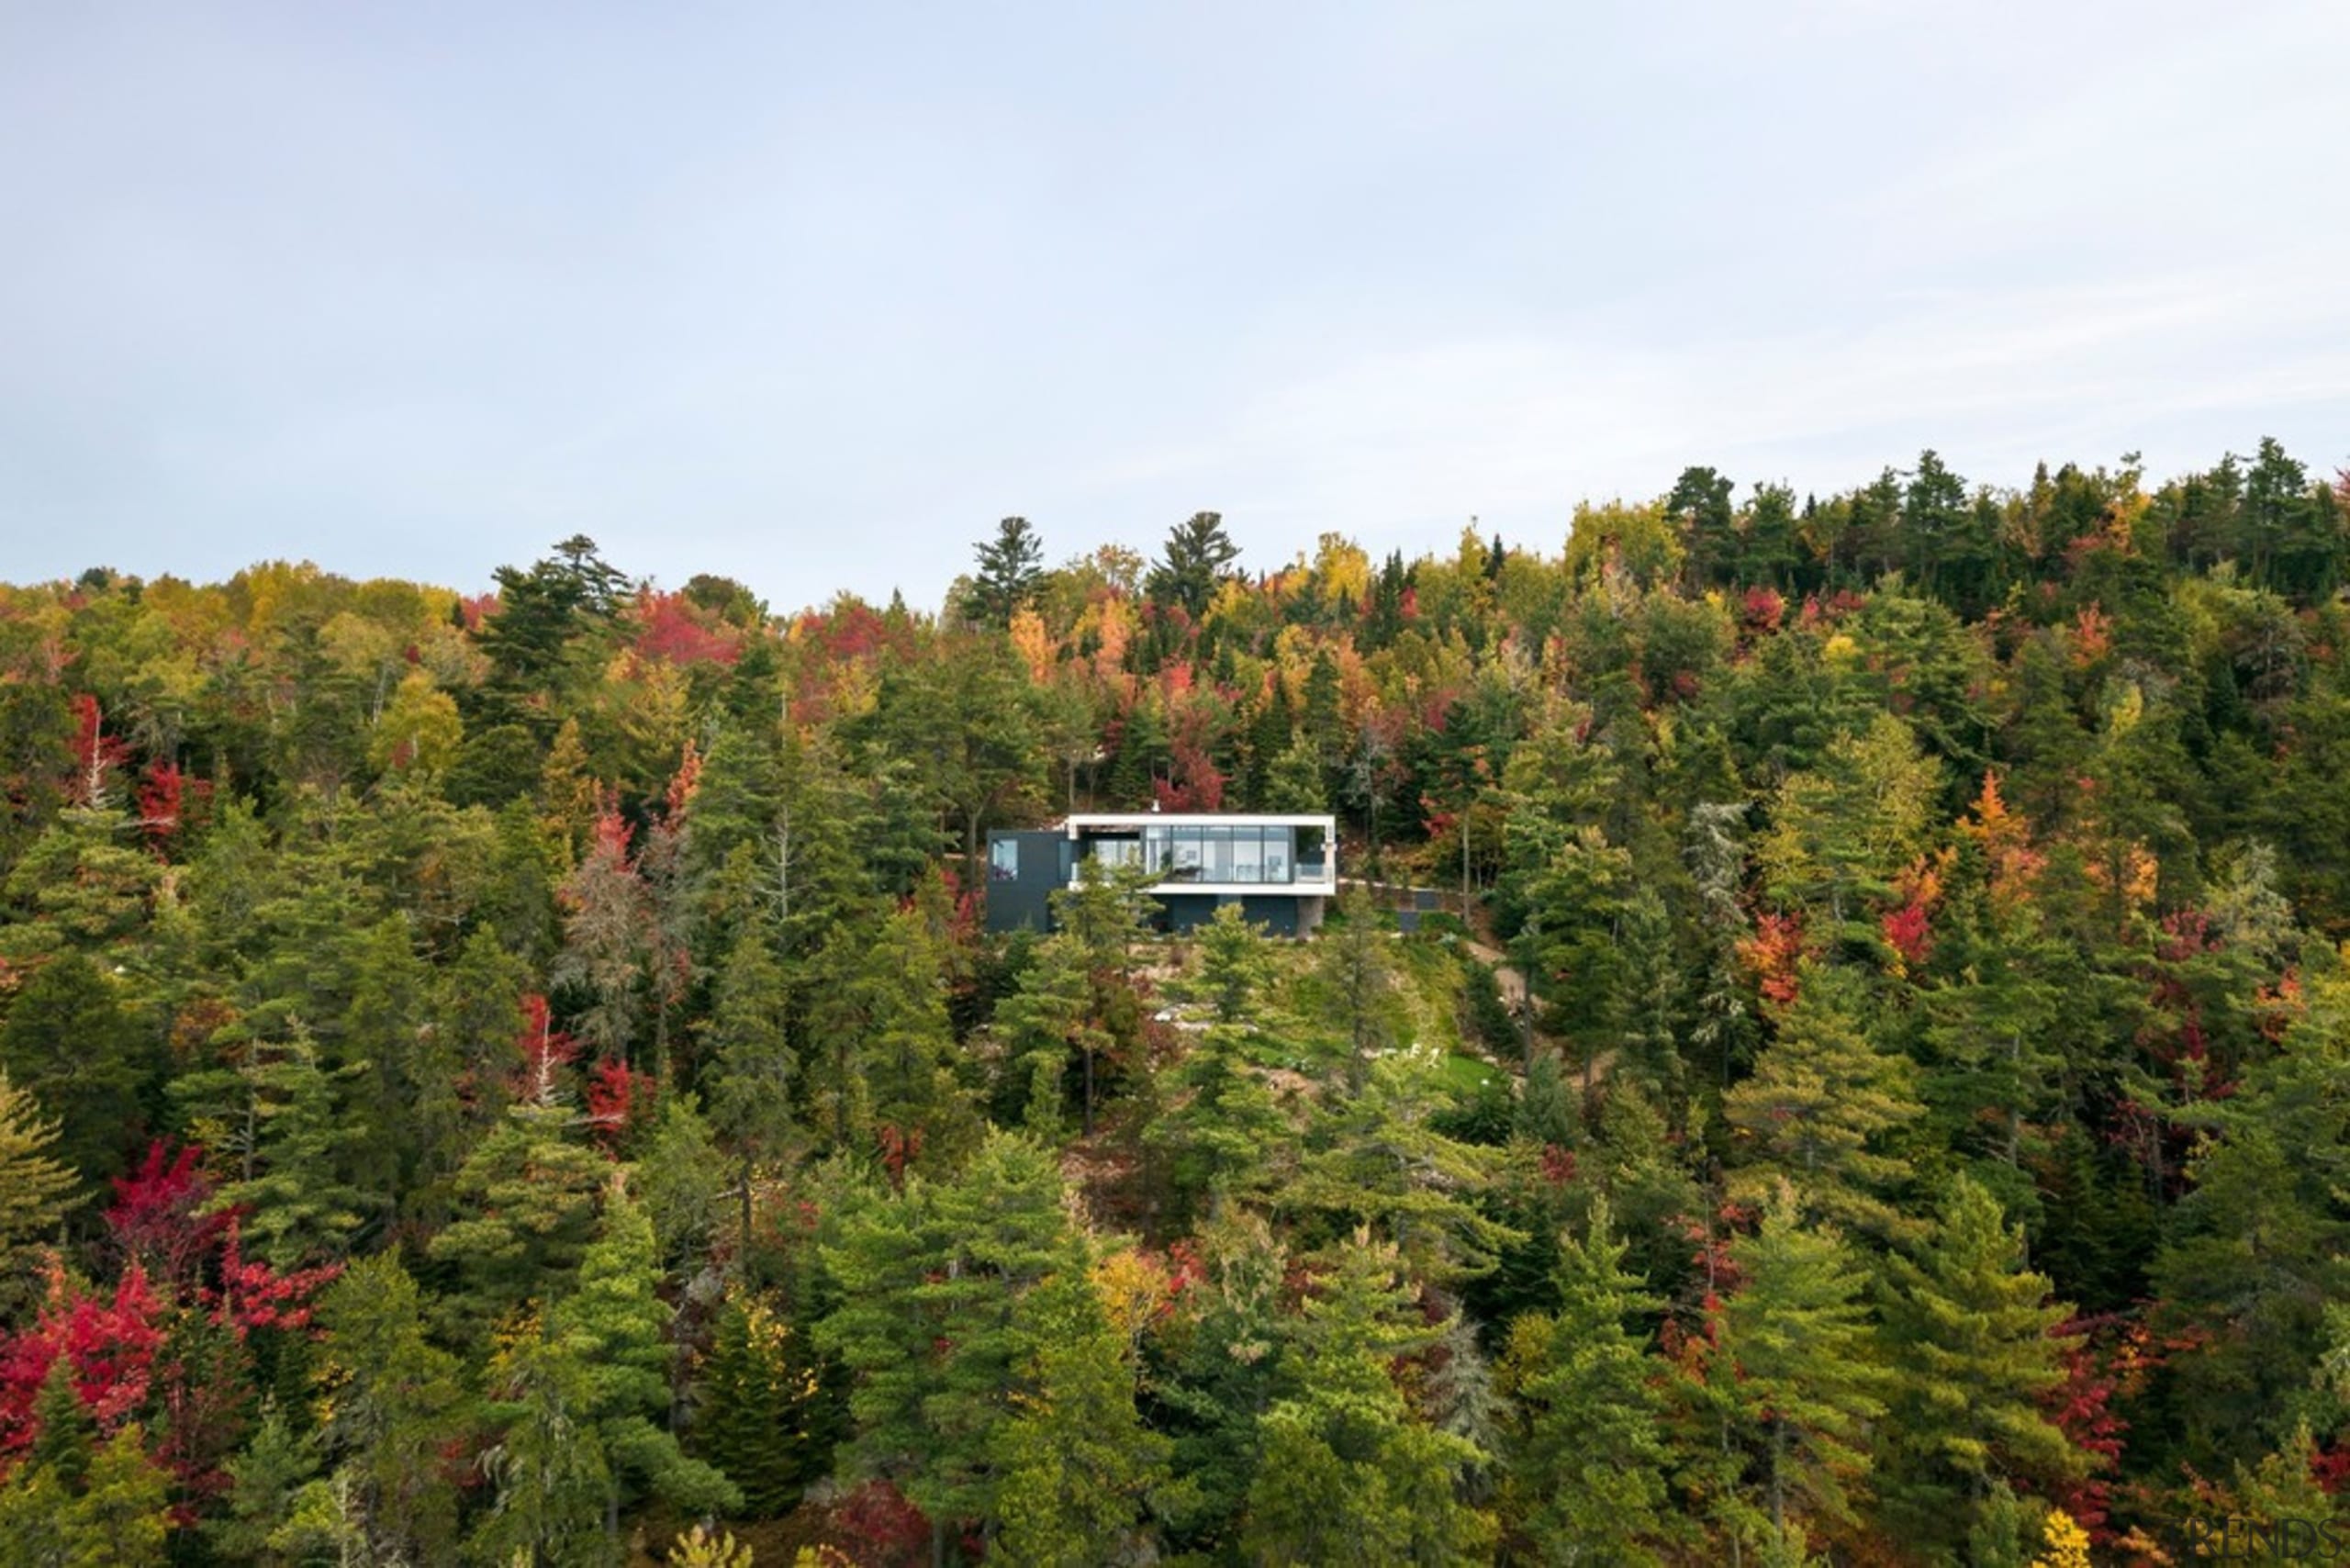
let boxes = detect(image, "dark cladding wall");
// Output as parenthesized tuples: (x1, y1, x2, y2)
(982, 831, 1070, 934)
(1164, 893, 1312, 936)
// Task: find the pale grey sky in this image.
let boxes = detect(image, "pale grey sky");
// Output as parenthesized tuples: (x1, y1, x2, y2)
(4, 1, 2345, 611)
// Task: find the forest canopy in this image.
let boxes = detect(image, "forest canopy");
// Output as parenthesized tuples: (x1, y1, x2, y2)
(2, 441, 2349, 1564)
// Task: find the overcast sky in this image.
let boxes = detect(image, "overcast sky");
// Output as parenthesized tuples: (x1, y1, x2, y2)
(4, 2, 2345, 613)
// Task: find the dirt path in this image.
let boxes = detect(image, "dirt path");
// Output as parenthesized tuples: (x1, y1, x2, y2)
(1460, 935, 1616, 1087)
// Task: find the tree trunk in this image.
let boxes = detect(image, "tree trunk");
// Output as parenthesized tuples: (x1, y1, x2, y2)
(739, 1154, 755, 1269)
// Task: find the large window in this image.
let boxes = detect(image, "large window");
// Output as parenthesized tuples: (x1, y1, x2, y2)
(1096, 822, 1312, 884)
(1089, 836, 1140, 871)
(1233, 828, 1264, 882)
(1205, 826, 1234, 882)
(989, 837, 1020, 882)
(1263, 828, 1291, 883)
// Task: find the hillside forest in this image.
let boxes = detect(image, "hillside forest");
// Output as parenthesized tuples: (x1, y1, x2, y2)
(3, 442, 2350, 1566)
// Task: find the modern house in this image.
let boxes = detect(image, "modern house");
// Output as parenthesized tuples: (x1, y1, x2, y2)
(985, 812, 1338, 936)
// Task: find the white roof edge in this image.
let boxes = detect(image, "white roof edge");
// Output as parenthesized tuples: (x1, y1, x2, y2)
(1061, 812, 1337, 829)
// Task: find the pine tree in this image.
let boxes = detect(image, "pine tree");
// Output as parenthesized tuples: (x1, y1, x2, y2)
(0, 952, 159, 1184)
(803, 907, 978, 1165)
(1316, 886, 1399, 1092)
(816, 1132, 1076, 1555)
(1757, 713, 1942, 940)
(1879, 1176, 2081, 1559)
(1287, 1047, 1524, 1286)
(1151, 1021, 1291, 1223)
(1147, 511, 1241, 620)
(64, 1427, 173, 1568)
(427, 1098, 608, 1336)
(1260, 732, 1327, 813)
(471, 1316, 616, 1568)
(700, 928, 797, 1260)
(1711, 1184, 1891, 1552)
(2154, 962, 2350, 1465)
(0, 1069, 76, 1316)
(1725, 962, 1922, 1240)
(206, 1406, 323, 1567)
(527, 1183, 740, 1552)
(1194, 902, 1275, 1025)
(0, 1422, 173, 1568)
(1495, 1198, 1673, 1564)
(172, 1023, 366, 1269)
(633, 1093, 731, 1271)
(310, 1255, 469, 1565)
(1238, 1235, 1494, 1564)
(994, 1269, 1175, 1566)
(27, 1356, 95, 1491)
(1918, 912, 2065, 1181)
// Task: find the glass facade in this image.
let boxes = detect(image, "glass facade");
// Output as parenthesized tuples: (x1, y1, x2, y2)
(1092, 823, 1319, 885)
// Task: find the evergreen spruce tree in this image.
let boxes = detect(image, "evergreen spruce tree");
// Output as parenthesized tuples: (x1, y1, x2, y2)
(699, 1289, 823, 1518)
(992, 935, 1100, 1137)
(0, 951, 158, 1184)
(968, 518, 1046, 629)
